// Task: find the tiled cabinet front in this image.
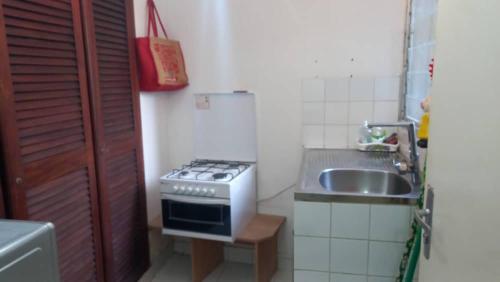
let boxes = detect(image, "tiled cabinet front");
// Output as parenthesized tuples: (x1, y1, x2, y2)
(293, 201, 412, 282)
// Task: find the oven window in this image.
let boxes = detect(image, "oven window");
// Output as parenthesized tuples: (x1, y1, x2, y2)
(162, 199, 231, 236)
(169, 201, 224, 225)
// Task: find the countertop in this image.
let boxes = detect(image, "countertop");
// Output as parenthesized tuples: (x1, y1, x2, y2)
(295, 149, 420, 204)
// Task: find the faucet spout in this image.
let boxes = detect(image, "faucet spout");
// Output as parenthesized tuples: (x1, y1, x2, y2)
(366, 121, 421, 186)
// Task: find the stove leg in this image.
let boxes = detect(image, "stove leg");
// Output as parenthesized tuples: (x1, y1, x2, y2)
(191, 238, 223, 282)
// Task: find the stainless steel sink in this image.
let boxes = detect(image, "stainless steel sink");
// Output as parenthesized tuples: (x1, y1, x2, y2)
(319, 169, 412, 196)
(296, 149, 420, 203)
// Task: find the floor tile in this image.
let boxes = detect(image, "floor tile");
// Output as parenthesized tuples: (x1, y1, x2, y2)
(153, 254, 192, 281)
(218, 262, 254, 282)
(147, 253, 290, 282)
(203, 263, 225, 282)
(271, 269, 293, 282)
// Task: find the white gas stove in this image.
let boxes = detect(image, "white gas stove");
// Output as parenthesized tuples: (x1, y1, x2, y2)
(160, 93, 257, 242)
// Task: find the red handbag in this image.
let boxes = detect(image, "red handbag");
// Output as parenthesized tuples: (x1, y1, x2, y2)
(135, 0, 188, 91)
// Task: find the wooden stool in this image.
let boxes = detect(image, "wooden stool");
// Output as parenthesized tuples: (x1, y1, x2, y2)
(191, 214, 286, 282)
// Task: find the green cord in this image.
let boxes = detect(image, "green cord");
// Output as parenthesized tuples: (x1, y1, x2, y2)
(396, 154, 427, 282)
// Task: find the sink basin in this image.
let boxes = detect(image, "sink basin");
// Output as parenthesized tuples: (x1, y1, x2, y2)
(319, 169, 412, 196)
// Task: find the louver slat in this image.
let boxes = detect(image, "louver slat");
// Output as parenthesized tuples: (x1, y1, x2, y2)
(0, 0, 104, 281)
(81, 0, 149, 281)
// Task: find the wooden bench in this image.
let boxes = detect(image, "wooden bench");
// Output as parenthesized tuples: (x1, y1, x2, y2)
(191, 214, 286, 282)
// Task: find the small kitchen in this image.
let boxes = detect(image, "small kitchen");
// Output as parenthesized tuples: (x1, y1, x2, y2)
(0, 0, 499, 282)
(139, 0, 423, 281)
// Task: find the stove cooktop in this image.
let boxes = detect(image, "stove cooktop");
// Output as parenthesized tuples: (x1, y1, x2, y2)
(165, 160, 250, 182)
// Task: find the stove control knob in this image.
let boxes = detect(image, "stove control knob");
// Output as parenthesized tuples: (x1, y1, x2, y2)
(201, 188, 208, 195)
(187, 186, 193, 194)
(179, 186, 186, 194)
(209, 189, 216, 196)
(194, 187, 201, 194)
(172, 185, 179, 193)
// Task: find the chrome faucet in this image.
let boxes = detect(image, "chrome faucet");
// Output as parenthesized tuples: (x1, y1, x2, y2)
(366, 122, 421, 186)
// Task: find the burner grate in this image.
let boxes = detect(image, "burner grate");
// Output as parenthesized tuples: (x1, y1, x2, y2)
(166, 160, 249, 182)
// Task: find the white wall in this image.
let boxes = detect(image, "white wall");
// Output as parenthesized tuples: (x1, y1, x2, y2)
(134, 0, 408, 260)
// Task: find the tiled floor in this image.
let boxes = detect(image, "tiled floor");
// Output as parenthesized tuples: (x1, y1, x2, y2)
(146, 254, 292, 282)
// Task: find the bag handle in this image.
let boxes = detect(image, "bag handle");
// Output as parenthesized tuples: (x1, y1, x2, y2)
(147, 0, 168, 38)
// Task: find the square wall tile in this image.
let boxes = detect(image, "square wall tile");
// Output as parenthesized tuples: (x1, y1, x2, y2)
(302, 79, 325, 102)
(294, 201, 331, 237)
(367, 276, 394, 282)
(331, 238, 368, 275)
(348, 125, 360, 149)
(350, 78, 374, 101)
(374, 77, 400, 100)
(295, 271, 329, 282)
(332, 203, 370, 239)
(349, 102, 373, 125)
(303, 125, 324, 148)
(325, 102, 349, 124)
(373, 101, 399, 123)
(324, 126, 348, 149)
(331, 273, 367, 282)
(303, 102, 325, 124)
(368, 241, 405, 276)
(370, 204, 411, 242)
(295, 236, 330, 271)
(326, 78, 350, 101)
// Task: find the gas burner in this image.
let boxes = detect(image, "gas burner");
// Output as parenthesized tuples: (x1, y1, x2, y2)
(213, 173, 227, 179)
(213, 172, 233, 182)
(178, 170, 198, 180)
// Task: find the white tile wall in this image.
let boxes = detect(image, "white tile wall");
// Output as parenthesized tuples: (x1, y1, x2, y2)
(294, 201, 331, 237)
(331, 273, 368, 282)
(369, 204, 411, 242)
(373, 101, 399, 123)
(350, 78, 374, 101)
(301, 76, 400, 149)
(367, 276, 394, 282)
(303, 125, 324, 148)
(332, 203, 370, 239)
(331, 238, 368, 274)
(294, 236, 330, 271)
(325, 102, 349, 124)
(303, 102, 325, 124)
(368, 241, 406, 276)
(348, 125, 361, 149)
(294, 201, 411, 282)
(326, 78, 350, 102)
(295, 270, 330, 282)
(324, 126, 349, 149)
(349, 102, 374, 125)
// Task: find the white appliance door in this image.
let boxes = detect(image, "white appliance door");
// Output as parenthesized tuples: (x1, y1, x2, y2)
(419, 0, 500, 281)
(193, 93, 257, 162)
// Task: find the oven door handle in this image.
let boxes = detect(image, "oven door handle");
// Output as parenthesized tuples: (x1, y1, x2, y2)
(162, 194, 230, 206)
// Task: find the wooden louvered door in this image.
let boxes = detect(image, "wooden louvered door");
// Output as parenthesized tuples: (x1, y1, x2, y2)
(0, 178, 4, 218)
(81, 0, 150, 281)
(0, 0, 104, 281)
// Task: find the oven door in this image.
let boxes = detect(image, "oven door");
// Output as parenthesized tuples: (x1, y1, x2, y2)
(161, 194, 231, 237)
